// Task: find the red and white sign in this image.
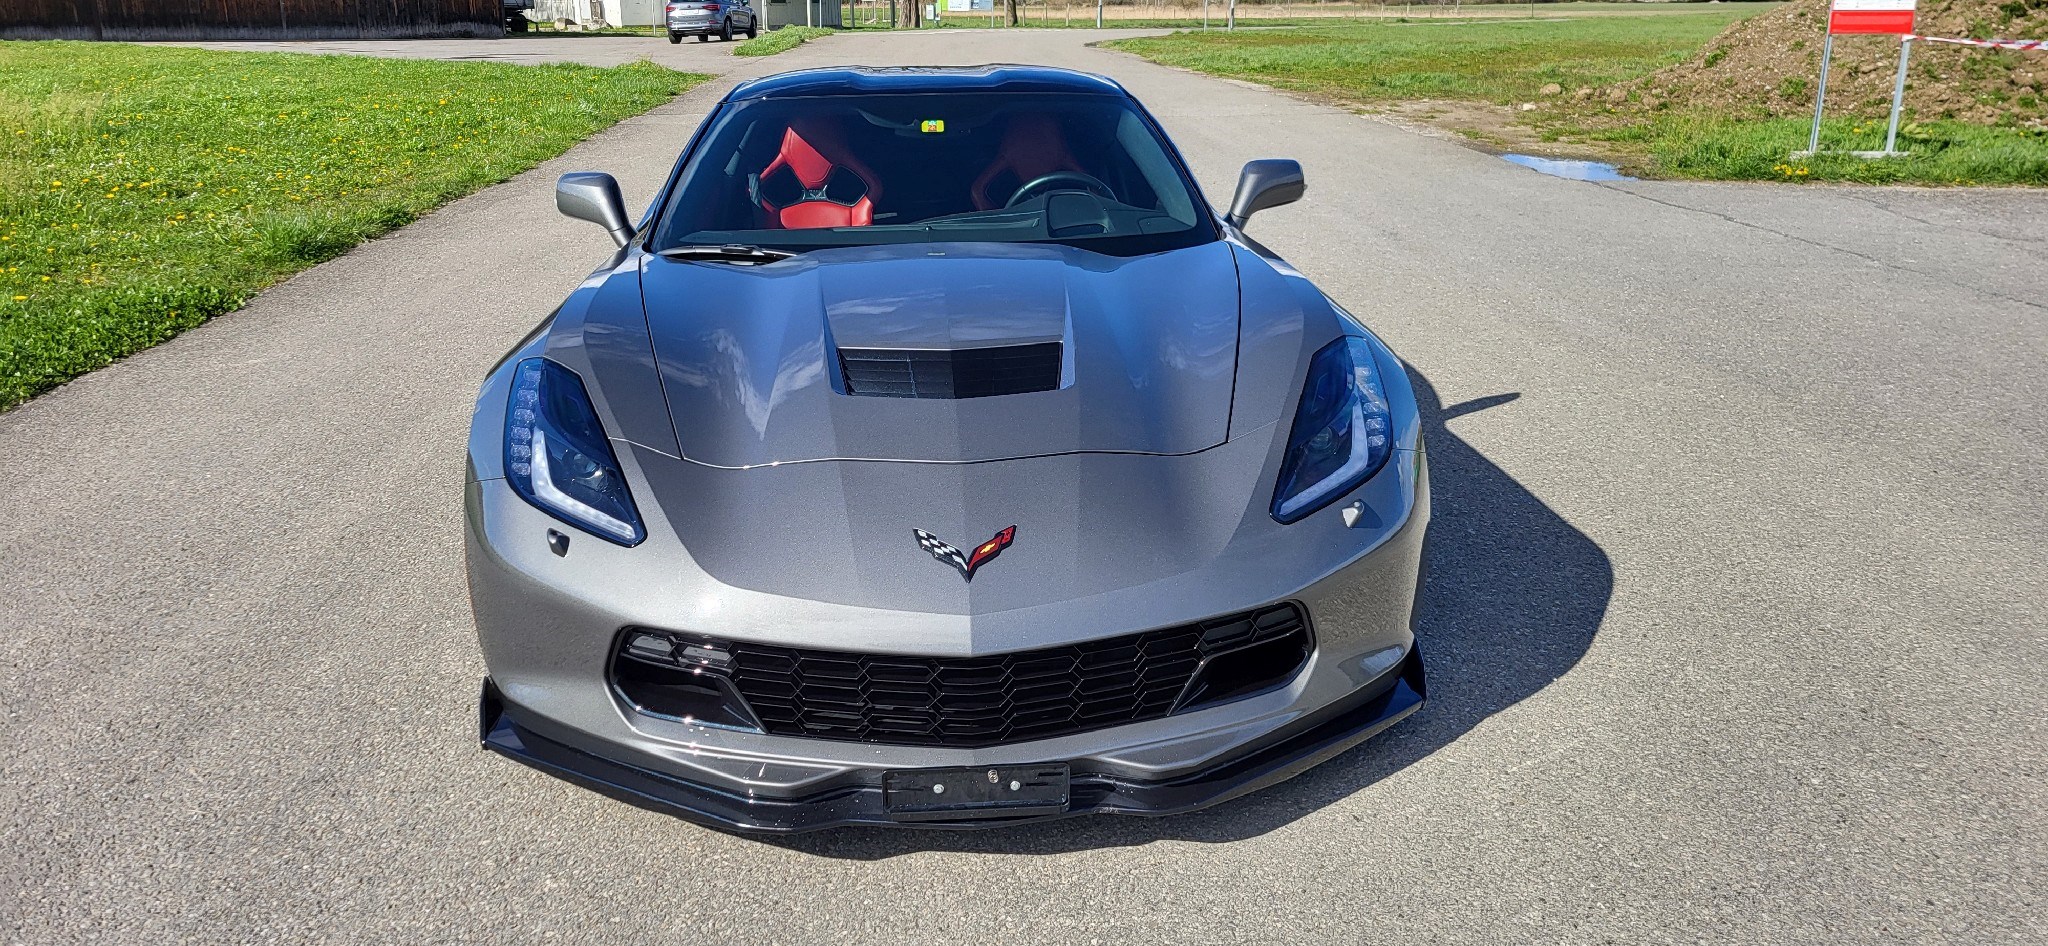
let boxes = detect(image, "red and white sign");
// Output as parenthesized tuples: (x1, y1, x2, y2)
(1829, 0, 1916, 35)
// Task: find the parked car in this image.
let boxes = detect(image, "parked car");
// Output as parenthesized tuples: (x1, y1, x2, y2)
(503, 0, 533, 32)
(467, 66, 1428, 832)
(666, 0, 756, 42)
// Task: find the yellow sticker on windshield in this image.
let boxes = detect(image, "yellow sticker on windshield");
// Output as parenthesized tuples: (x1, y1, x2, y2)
(920, 120, 945, 133)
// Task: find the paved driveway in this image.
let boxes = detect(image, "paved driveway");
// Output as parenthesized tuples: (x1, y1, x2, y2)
(6, 28, 2045, 945)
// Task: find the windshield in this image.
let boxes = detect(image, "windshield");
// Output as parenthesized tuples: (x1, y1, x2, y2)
(650, 92, 1216, 256)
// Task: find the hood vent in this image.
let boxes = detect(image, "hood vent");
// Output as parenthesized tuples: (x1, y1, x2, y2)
(838, 342, 1063, 399)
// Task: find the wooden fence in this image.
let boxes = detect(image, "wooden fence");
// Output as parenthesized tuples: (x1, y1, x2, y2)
(1, 0, 507, 40)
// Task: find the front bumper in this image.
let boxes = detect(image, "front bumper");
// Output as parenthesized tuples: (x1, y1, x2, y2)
(481, 645, 1422, 833)
(466, 432, 1430, 831)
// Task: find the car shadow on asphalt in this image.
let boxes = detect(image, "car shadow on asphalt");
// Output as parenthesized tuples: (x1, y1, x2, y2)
(768, 367, 1612, 859)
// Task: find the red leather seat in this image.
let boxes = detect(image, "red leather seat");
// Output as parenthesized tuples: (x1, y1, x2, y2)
(971, 114, 1082, 211)
(756, 123, 879, 229)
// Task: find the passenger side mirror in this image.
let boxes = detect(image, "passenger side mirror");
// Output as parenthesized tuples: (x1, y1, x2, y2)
(1225, 159, 1305, 230)
(557, 172, 635, 247)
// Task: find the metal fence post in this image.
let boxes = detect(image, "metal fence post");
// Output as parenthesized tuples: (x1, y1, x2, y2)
(1883, 35, 1913, 154)
(1806, 32, 1835, 155)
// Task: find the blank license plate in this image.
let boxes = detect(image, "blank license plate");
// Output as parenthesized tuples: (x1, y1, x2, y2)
(882, 763, 1070, 821)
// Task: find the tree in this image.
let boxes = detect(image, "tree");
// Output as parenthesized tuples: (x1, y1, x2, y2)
(1005, 0, 1019, 26)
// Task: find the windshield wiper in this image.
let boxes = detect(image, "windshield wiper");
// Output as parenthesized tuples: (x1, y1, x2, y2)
(657, 244, 798, 264)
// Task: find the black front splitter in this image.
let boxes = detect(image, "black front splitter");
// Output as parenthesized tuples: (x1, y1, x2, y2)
(479, 649, 1423, 834)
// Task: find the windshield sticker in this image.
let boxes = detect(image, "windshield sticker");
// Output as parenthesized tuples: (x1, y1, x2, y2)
(920, 119, 945, 134)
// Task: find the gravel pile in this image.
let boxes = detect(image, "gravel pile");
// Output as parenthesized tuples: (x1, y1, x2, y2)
(1623, 0, 2047, 126)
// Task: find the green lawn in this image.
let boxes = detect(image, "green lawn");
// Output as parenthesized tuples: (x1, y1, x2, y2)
(735, 25, 836, 55)
(1106, 11, 1764, 104)
(1107, 10, 2048, 185)
(0, 43, 705, 409)
(1603, 115, 2048, 185)
(839, 1, 1780, 30)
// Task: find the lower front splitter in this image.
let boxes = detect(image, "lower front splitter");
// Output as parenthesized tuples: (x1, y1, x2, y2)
(478, 648, 1424, 834)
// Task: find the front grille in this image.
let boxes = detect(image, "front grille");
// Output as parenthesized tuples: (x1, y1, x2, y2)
(715, 603, 1310, 748)
(838, 342, 1062, 399)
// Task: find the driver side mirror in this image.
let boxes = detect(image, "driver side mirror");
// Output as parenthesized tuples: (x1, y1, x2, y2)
(557, 171, 635, 248)
(1225, 159, 1305, 230)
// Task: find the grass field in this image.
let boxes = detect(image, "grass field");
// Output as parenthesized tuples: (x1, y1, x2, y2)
(1599, 115, 2048, 185)
(838, 0, 1773, 30)
(0, 43, 705, 410)
(736, 25, 836, 55)
(1107, 10, 1766, 104)
(1106, 9, 2048, 185)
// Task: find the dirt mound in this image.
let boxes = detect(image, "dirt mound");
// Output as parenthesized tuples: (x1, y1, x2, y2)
(1627, 0, 2048, 126)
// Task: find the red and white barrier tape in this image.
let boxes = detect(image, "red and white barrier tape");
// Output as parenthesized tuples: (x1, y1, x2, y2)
(1906, 34, 2048, 51)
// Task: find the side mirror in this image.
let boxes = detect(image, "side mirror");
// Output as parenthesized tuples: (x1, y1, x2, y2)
(1225, 159, 1305, 230)
(557, 171, 635, 247)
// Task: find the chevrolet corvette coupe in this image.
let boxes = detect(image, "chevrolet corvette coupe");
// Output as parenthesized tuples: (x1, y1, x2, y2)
(466, 65, 1429, 832)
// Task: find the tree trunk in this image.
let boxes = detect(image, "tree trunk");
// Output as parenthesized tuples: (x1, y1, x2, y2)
(1004, 0, 1018, 25)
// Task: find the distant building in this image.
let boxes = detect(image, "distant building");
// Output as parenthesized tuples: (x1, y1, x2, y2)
(531, 0, 839, 29)
(762, 0, 843, 28)
(531, 0, 657, 28)
(1, 0, 506, 40)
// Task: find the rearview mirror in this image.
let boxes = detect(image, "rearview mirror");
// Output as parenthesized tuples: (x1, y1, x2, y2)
(1225, 159, 1305, 230)
(557, 172, 635, 247)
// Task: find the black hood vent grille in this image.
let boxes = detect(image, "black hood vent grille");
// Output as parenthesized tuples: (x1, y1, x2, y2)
(838, 342, 1062, 399)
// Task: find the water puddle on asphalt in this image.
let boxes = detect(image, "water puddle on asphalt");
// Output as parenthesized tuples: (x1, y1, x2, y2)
(1499, 154, 1635, 182)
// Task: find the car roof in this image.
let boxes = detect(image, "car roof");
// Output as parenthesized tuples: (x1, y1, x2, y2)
(725, 65, 1129, 102)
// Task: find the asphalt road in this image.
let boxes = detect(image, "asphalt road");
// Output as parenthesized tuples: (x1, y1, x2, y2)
(6, 29, 2045, 945)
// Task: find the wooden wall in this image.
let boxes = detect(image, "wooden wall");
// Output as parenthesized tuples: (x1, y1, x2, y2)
(1, 0, 507, 40)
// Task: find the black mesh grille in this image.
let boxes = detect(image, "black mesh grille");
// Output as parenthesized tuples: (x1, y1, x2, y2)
(720, 603, 1308, 748)
(838, 342, 1062, 399)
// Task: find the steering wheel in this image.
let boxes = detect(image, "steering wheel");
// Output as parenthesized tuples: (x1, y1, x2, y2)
(1005, 171, 1114, 209)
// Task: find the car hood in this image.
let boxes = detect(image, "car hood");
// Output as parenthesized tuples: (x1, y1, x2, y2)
(638, 240, 1241, 467)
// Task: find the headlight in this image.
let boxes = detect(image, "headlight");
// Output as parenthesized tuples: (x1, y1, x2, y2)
(1271, 335, 1392, 524)
(505, 358, 646, 545)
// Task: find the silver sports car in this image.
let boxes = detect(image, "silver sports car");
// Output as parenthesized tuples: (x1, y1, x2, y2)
(466, 66, 1428, 832)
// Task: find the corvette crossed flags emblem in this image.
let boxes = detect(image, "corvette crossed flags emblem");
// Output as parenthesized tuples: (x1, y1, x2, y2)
(913, 526, 1016, 583)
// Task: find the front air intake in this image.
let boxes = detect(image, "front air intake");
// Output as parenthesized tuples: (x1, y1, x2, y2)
(618, 603, 1313, 749)
(838, 342, 1062, 399)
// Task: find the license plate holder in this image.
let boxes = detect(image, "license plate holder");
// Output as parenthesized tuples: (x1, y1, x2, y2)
(882, 763, 1071, 821)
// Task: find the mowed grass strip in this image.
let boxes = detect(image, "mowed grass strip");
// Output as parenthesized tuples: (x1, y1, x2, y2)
(1107, 11, 2048, 185)
(0, 42, 706, 409)
(735, 25, 834, 56)
(1597, 115, 2048, 185)
(836, 1, 1777, 31)
(1105, 12, 1761, 104)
